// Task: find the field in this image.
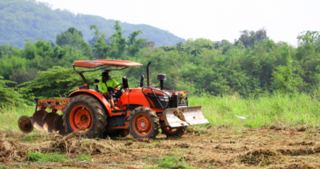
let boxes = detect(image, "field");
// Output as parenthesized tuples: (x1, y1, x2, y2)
(0, 93, 320, 168)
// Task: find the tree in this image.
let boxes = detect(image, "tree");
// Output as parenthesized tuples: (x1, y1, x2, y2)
(239, 28, 267, 48)
(127, 30, 147, 56)
(0, 76, 24, 106)
(271, 56, 296, 93)
(108, 21, 127, 58)
(94, 33, 109, 59)
(56, 27, 92, 57)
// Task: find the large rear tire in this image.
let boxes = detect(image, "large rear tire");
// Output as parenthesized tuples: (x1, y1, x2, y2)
(128, 107, 160, 138)
(161, 126, 188, 137)
(62, 94, 107, 138)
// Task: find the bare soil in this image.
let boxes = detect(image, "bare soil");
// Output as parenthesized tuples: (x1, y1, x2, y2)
(1, 126, 320, 168)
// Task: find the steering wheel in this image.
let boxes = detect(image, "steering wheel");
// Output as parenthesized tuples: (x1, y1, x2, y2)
(110, 83, 124, 98)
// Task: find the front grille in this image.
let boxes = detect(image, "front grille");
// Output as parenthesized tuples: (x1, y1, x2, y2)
(169, 95, 188, 108)
(146, 93, 169, 109)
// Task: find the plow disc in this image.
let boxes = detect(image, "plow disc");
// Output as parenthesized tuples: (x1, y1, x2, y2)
(31, 110, 48, 131)
(18, 116, 34, 133)
(18, 108, 67, 136)
(163, 106, 209, 127)
(54, 116, 67, 136)
(42, 112, 59, 133)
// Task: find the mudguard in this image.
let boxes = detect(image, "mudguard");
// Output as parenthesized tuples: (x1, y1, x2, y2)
(68, 89, 113, 116)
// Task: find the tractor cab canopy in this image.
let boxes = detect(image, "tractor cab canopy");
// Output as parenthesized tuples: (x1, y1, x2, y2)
(72, 59, 143, 90)
(73, 59, 142, 72)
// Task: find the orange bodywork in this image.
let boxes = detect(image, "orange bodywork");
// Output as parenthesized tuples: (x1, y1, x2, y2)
(38, 99, 70, 113)
(68, 89, 113, 116)
(73, 60, 142, 68)
(117, 89, 149, 107)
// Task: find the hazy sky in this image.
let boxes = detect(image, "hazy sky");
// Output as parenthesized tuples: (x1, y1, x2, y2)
(37, 0, 320, 46)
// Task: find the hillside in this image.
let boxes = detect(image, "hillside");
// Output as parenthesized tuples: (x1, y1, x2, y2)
(0, 0, 185, 47)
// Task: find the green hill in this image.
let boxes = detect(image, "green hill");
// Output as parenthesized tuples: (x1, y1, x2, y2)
(0, 0, 185, 47)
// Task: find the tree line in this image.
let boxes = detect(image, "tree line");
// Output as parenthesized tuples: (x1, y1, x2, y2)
(1, 21, 320, 106)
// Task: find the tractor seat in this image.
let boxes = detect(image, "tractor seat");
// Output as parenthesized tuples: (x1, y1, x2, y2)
(95, 84, 99, 92)
(94, 79, 100, 92)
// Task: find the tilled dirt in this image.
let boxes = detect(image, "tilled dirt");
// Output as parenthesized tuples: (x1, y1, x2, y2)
(1, 126, 320, 168)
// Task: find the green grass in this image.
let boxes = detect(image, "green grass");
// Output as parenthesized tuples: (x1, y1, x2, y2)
(189, 92, 320, 128)
(25, 152, 92, 163)
(157, 154, 192, 169)
(76, 154, 92, 162)
(19, 134, 44, 141)
(0, 104, 35, 131)
(25, 152, 70, 163)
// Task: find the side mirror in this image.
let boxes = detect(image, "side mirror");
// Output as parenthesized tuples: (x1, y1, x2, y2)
(140, 74, 144, 87)
(122, 76, 129, 89)
(94, 79, 100, 83)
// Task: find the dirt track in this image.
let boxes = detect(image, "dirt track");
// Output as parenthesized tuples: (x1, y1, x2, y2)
(1, 126, 320, 168)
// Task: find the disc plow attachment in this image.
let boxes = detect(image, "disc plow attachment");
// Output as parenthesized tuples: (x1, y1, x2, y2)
(18, 99, 70, 135)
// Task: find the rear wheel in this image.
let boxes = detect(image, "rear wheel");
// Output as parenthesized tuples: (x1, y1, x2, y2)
(129, 107, 159, 138)
(62, 95, 107, 138)
(161, 126, 187, 137)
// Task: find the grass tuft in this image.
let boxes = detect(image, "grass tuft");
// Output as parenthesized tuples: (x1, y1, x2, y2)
(157, 154, 191, 169)
(25, 152, 70, 162)
(76, 154, 92, 162)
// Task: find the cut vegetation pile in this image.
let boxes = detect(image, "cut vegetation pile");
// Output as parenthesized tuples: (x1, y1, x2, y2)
(238, 149, 284, 166)
(1, 126, 320, 168)
(0, 134, 27, 163)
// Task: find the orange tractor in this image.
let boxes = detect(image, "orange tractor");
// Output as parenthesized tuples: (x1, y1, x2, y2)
(18, 60, 209, 138)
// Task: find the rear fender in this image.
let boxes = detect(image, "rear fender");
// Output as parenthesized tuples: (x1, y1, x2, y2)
(68, 89, 112, 117)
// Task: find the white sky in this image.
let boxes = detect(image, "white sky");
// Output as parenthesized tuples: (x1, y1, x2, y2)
(37, 0, 320, 46)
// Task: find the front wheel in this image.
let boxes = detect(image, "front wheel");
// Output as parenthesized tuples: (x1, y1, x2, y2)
(128, 107, 160, 138)
(161, 126, 188, 137)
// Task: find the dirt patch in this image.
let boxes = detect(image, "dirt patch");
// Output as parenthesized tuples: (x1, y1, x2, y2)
(277, 146, 320, 156)
(175, 143, 190, 148)
(284, 163, 317, 169)
(288, 142, 314, 146)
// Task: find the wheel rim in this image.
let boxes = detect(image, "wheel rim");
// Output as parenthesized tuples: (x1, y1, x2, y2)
(163, 127, 179, 133)
(133, 113, 152, 136)
(69, 105, 93, 133)
(18, 116, 33, 133)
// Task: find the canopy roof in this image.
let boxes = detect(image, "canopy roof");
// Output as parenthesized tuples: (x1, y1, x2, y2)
(73, 60, 143, 68)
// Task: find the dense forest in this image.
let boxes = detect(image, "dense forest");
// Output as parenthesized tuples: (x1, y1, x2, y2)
(1, 16, 320, 107)
(0, 0, 185, 47)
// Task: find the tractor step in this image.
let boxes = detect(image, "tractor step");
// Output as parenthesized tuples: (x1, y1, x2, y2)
(163, 106, 209, 127)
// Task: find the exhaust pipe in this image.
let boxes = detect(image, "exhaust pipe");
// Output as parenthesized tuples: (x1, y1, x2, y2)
(147, 62, 151, 87)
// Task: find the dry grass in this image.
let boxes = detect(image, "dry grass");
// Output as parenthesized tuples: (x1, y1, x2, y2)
(0, 126, 320, 168)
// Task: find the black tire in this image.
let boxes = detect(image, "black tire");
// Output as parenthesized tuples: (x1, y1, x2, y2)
(62, 94, 107, 138)
(128, 106, 160, 138)
(161, 126, 188, 137)
(103, 129, 130, 137)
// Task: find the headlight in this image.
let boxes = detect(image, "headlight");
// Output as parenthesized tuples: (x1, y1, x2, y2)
(159, 95, 169, 102)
